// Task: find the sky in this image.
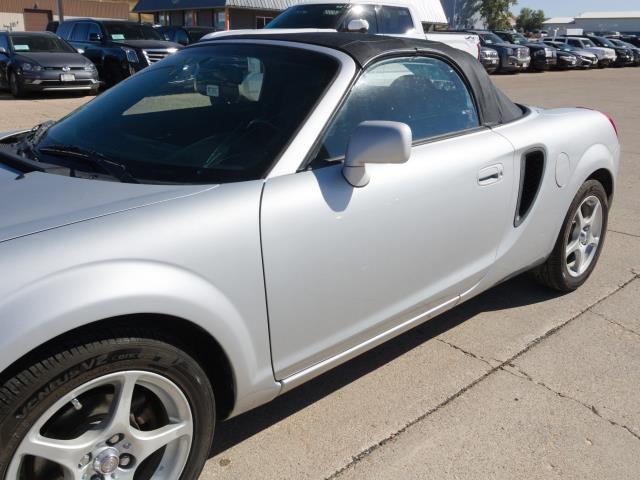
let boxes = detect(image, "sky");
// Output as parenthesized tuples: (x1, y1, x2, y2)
(513, 0, 639, 18)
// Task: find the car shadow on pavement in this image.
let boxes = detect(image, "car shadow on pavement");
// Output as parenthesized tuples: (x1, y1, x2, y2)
(210, 273, 562, 457)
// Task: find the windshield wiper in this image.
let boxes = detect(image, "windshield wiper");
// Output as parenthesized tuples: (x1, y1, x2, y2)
(15, 120, 55, 159)
(37, 145, 139, 183)
(0, 145, 71, 176)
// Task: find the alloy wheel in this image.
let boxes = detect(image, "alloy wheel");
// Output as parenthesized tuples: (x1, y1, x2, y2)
(565, 195, 603, 278)
(6, 371, 193, 480)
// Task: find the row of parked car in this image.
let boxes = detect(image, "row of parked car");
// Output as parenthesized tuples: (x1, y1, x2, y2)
(472, 30, 640, 74)
(1, 15, 639, 98)
(0, 19, 196, 97)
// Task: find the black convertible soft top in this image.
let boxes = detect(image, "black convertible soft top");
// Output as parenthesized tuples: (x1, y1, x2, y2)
(198, 32, 524, 126)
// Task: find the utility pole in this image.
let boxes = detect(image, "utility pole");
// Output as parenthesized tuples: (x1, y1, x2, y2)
(57, 0, 64, 22)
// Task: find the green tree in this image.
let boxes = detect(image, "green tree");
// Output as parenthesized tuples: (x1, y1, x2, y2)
(516, 7, 546, 32)
(479, 0, 518, 30)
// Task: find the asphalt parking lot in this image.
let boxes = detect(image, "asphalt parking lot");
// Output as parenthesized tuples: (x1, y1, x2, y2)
(2, 67, 639, 479)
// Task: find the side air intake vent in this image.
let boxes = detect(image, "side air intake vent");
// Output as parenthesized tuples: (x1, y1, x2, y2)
(514, 149, 545, 227)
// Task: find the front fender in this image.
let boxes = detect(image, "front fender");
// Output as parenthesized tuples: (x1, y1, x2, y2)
(0, 260, 280, 416)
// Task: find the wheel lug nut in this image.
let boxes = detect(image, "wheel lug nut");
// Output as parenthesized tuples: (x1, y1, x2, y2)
(122, 442, 131, 449)
(79, 453, 92, 468)
(107, 433, 123, 445)
(119, 453, 135, 469)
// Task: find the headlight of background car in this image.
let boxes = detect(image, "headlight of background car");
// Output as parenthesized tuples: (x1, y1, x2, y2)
(84, 63, 97, 72)
(121, 47, 139, 64)
(545, 48, 554, 57)
(21, 63, 42, 72)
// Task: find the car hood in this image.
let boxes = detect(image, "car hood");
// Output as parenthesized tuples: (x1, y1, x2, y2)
(15, 52, 91, 68)
(0, 163, 213, 244)
(115, 39, 183, 50)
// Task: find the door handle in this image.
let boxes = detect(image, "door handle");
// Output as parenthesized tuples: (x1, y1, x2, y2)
(478, 164, 503, 186)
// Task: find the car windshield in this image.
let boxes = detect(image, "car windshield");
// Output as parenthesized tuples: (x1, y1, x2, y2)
(592, 37, 616, 47)
(581, 39, 596, 48)
(8, 35, 75, 53)
(480, 33, 505, 45)
(509, 33, 528, 44)
(266, 4, 348, 29)
(33, 44, 338, 184)
(103, 22, 164, 41)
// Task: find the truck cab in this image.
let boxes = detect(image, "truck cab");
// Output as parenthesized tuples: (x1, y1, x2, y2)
(204, 1, 480, 59)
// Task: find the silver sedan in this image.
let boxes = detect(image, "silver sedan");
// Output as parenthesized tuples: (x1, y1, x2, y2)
(0, 33, 619, 479)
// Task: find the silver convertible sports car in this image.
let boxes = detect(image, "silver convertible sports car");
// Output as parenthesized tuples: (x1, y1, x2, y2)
(0, 33, 619, 479)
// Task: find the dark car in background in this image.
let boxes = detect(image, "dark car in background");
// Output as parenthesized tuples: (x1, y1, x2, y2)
(466, 30, 530, 73)
(607, 38, 640, 66)
(479, 46, 499, 73)
(155, 26, 216, 45)
(493, 30, 557, 71)
(586, 35, 635, 67)
(0, 31, 98, 97)
(56, 19, 182, 86)
(543, 40, 599, 69)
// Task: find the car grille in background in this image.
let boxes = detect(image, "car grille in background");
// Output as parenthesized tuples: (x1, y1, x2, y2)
(43, 66, 84, 71)
(142, 49, 176, 64)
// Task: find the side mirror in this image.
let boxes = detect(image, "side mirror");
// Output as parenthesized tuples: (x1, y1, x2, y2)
(343, 121, 412, 187)
(347, 19, 369, 33)
(89, 33, 102, 42)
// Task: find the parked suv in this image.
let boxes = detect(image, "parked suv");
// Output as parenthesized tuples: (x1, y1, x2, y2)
(0, 31, 99, 97)
(493, 30, 557, 71)
(586, 35, 635, 66)
(56, 19, 182, 86)
(465, 30, 530, 73)
(561, 37, 616, 68)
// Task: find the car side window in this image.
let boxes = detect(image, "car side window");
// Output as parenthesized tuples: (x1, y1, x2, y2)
(378, 6, 414, 34)
(57, 22, 73, 40)
(340, 5, 378, 34)
(87, 23, 102, 42)
(70, 23, 90, 42)
(313, 56, 479, 164)
(0, 34, 9, 52)
(174, 29, 190, 45)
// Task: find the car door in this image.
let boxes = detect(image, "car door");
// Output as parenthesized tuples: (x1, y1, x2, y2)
(0, 34, 9, 87)
(261, 55, 516, 379)
(82, 22, 106, 71)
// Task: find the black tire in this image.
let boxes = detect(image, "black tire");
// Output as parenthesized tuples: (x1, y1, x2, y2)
(0, 329, 216, 480)
(532, 179, 609, 292)
(9, 71, 25, 98)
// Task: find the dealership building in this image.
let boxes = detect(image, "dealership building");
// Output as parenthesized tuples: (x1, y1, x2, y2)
(132, 0, 296, 30)
(0, 0, 130, 31)
(543, 11, 640, 36)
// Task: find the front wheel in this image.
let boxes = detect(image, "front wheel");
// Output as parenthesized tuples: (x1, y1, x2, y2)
(0, 331, 216, 480)
(532, 179, 609, 292)
(9, 71, 25, 98)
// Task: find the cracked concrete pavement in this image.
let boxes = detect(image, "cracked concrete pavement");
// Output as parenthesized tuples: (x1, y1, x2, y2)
(2, 67, 639, 479)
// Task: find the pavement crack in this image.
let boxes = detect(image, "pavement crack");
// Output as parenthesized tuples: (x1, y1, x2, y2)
(503, 364, 640, 442)
(591, 311, 640, 338)
(326, 271, 640, 479)
(435, 339, 494, 368)
(610, 229, 640, 239)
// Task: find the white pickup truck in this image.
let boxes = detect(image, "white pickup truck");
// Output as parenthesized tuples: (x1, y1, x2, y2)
(202, 1, 481, 59)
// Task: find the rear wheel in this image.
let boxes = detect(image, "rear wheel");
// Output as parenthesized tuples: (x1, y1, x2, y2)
(0, 331, 216, 480)
(532, 180, 608, 292)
